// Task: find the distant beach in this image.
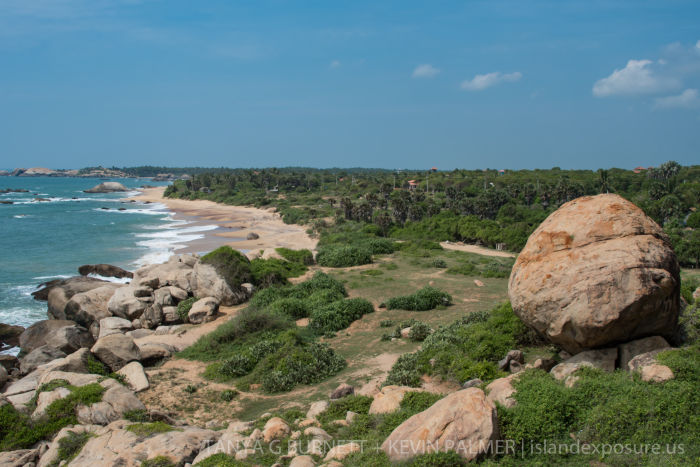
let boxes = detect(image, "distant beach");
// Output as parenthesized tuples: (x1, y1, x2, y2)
(127, 187, 318, 255)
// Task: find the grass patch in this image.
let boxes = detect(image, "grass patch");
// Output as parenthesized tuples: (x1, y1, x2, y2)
(275, 247, 314, 265)
(316, 245, 372, 267)
(126, 421, 179, 437)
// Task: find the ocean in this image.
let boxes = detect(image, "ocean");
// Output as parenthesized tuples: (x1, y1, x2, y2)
(0, 177, 217, 333)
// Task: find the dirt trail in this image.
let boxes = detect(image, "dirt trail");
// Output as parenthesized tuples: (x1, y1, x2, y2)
(440, 241, 516, 258)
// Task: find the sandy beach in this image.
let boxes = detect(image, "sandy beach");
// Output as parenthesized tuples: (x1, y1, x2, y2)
(127, 187, 317, 255)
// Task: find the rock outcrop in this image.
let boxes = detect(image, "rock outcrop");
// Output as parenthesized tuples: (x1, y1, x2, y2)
(84, 182, 129, 193)
(382, 388, 498, 462)
(509, 194, 680, 353)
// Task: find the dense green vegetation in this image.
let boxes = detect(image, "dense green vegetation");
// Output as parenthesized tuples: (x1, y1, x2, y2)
(179, 272, 374, 392)
(164, 162, 700, 267)
(385, 303, 538, 387)
(385, 286, 452, 311)
(0, 380, 104, 451)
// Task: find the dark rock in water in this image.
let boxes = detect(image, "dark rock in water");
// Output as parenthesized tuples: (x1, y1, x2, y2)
(32, 276, 107, 301)
(0, 323, 25, 349)
(118, 207, 126, 211)
(78, 264, 133, 279)
(34, 197, 50, 202)
(246, 232, 260, 240)
(0, 354, 19, 371)
(0, 188, 28, 193)
(0, 201, 13, 205)
(101, 207, 109, 210)
(84, 182, 129, 193)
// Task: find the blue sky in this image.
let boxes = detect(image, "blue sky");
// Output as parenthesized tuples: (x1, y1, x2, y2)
(1, 0, 699, 170)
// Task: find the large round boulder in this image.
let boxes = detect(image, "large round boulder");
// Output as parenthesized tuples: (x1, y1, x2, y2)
(84, 182, 128, 193)
(508, 194, 680, 354)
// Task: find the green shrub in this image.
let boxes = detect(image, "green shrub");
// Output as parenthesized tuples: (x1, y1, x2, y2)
(0, 382, 105, 451)
(220, 354, 256, 377)
(123, 409, 150, 422)
(55, 430, 93, 465)
(447, 263, 477, 276)
(432, 258, 448, 268)
(260, 342, 346, 392)
(220, 389, 238, 402)
(365, 238, 397, 254)
(679, 303, 700, 344)
(497, 354, 700, 464)
(141, 456, 176, 467)
(308, 298, 374, 334)
(317, 395, 374, 424)
(250, 258, 306, 287)
(275, 247, 314, 265)
(193, 453, 244, 466)
(408, 322, 431, 341)
(177, 297, 197, 323)
(399, 391, 443, 413)
(386, 286, 452, 311)
(200, 246, 252, 291)
(385, 303, 524, 387)
(316, 245, 372, 267)
(126, 421, 177, 437)
(268, 297, 308, 319)
(681, 276, 699, 305)
(379, 319, 394, 327)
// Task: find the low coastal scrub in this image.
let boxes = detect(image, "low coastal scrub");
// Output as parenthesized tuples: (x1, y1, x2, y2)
(249, 258, 306, 287)
(385, 303, 529, 387)
(180, 273, 369, 392)
(316, 245, 372, 267)
(125, 421, 178, 437)
(307, 298, 374, 335)
(275, 247, 314, 265)
(176, 297, 197, 323)
(496, 346, 700, 464)
(53, 430, 94, 466)
(0, 381, 104, 451)
(386, 286, 452, 311)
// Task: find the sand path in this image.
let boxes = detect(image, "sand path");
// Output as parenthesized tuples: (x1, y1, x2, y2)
(439, 241, 515, 258)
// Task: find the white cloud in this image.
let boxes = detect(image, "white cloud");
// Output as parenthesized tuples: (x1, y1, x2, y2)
(696, 40, 700, 50)
(460, 71, 522, 91)
(329, 60, 341, 69)
(412, 64, 440, 78)
(654, 88, 700, 109)
(592, 59, 679, 97)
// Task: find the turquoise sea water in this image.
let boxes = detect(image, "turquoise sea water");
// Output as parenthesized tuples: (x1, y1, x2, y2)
(0, 177, 216, 332)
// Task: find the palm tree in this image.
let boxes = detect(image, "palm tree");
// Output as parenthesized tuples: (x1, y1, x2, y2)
(598, 169, 611, 194)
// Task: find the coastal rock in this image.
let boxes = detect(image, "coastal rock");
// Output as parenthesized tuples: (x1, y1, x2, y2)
(509, 194, 680, 354)
(0, 323, 24, 349)
(381, 388, 498, 462)
(289, 455, 316, 467)
(32, 276, 108, 319)
(188, 297, 219, 324)
(136, 342, 175, 365)
(65, 284, 123, 328)
(324, 443, 361, 462)
(20, 346, 67, 374)
(91, 334, 140, 371)
(43, 323, 94, 354)
(550, 348, 617, 381)
(32, 387, 72, 419)
(45, 348, 92, 374)
(36, 425, 101, 467)
(84, 182, 129, 193)
(98, 316, 134, 339)
(0, 366, 8, 387)
(19, 319, 77, 353)
(67, 420, 219, 467)
(141, 304, 164, 329)
(330, 383, 354, 400)
(78, 264, 133, 279)
(192, 261, 250, 306)
(133, 258, 195, 292)
(369, 385, 423, 415)
(263, 417, 290, 442)
(640, 364, 675, 383)
(618, 336, 671, 372)
(306, 400, 329, 419)
(0, 449, 39, 467)
(485, 374, 519, 409)
(107, 286, 150, 320)
(116, 361, 149, 392)
(161, 306, 180, 324)
(246, 232, 260, 240)
(0, 354, 19, 372)
(76, 378, 146, 425)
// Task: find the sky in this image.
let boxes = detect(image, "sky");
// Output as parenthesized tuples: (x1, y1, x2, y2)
(0, 0, 699, 170)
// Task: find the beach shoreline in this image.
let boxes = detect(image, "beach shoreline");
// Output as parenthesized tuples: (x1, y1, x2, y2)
(126, 187, 317, 255)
